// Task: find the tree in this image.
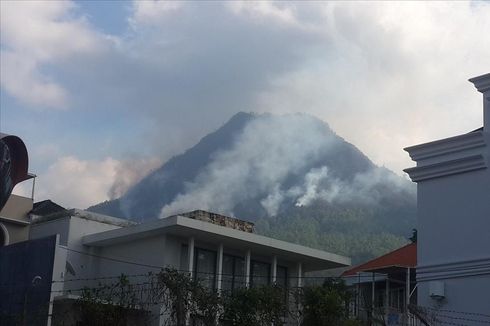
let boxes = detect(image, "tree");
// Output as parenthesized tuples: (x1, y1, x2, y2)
(300, 279, 357, 326)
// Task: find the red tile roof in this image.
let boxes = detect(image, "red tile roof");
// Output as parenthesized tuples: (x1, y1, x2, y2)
(342, 243, 417, 276)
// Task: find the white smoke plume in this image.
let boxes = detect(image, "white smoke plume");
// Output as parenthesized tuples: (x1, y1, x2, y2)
(160, 113, 413, 218)
(108, 158, 162, 200)
(294, 166, 413, 208)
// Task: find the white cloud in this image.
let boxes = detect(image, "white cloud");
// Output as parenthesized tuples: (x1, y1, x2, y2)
(129, 0, 182, 27)
(0, 0, 109, 109)
(13, 156, 161, 209)
(255, 1, 490, 173)
(31, 156, 119, 208)
(5, 0, 490, 208)
(0, 51, 68, 108)
(226, 1, 298, 25)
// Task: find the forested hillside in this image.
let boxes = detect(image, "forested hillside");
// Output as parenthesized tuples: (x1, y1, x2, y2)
(90, 112, 416, 264)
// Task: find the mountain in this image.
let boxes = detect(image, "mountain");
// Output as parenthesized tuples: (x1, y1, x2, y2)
(89, 112, 416, 263)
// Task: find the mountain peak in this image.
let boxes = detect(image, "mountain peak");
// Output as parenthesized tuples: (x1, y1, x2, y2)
(89, 112, 410, 222)
(89, 112, 415, 264)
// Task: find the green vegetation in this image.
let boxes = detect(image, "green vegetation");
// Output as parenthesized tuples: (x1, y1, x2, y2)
(255, 202, 412, 264)
(301, 279, 360, 326)
(222, 285, 287, 326)
(55, 269, 360, 326)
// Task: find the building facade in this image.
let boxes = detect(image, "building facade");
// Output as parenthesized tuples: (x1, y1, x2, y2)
(3, 209, 350, 325)
(342, 243, 417, 325)
(404, 73, 490, 322)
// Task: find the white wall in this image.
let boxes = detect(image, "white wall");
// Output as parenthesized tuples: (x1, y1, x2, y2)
(405, 78, 490, 320)
(416, 163, 490, 315)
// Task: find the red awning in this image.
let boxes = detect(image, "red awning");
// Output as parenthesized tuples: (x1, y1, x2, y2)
(342, 243, 416, 277)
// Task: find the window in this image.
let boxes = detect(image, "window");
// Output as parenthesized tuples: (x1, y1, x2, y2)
(276, 265, 288, 288)
(194, 248, 217, 289)
(180, 244, 188, 271)
(251, 260, 270, 287)
(222, 254, 245, 293)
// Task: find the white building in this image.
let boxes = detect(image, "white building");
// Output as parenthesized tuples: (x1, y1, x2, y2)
(0, 194, 33, 247)
(3, 208, 350, 325)
(404, 73, 490, 322)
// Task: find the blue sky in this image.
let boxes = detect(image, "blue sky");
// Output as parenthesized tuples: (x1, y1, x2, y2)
(1, 1, 489, 208)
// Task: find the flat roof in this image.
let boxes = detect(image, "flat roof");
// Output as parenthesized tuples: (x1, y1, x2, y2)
(82, 215, 351, 271)
(32, 208, 136, 227)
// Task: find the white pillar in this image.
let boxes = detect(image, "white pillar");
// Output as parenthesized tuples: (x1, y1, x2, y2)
(297, 262, 302, 288)
(271, 256, 277, 284)
(188, 237, 195, 277)
(216, 243, 224, 292)
(245, 249, 251, 288)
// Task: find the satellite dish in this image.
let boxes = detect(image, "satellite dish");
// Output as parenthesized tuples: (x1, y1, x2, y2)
(0, 133, 29, 211)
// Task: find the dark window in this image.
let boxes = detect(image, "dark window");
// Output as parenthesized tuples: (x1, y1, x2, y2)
(276, 265, 288, 288)
(180, 244, 188, 271)
(276, 265, 289, 312)
(194, 248, 216, 289)
(251, 260, 270, 287)
(222, 254, 245, 294)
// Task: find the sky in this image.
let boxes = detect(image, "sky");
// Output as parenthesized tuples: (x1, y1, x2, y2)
(1, 0, 489, 209)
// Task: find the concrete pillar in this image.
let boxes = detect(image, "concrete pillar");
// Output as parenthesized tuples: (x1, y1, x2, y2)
(245, 249, 251, 288)
(271, 256, 277, 284)
(185, 237, 196, 326)
(188, 237, 194, 277)
(216, 243, 223, 292)
(297, 262, 302, 288)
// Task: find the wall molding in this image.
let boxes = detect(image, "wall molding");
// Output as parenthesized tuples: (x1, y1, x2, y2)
(404, 131, 486, 162)
(404, 154, 487, 182)
(417, 256, 490, 282)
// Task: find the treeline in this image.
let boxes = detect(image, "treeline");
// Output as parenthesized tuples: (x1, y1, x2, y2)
(255, 201, 414, 264)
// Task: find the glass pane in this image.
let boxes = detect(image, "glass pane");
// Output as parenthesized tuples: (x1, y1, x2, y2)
(276, 266, 287, 288)
(195, 248, 216, 289)
(251, 261, 270, 287)
(234, 257, 245, 289)
(222, 255, 234, 294)
(180, 244, 188, 271)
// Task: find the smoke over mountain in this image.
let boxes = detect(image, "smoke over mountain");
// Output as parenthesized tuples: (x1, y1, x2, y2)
(90, 112, 414, 221)
(89, 112, 415, 263)
(159, 113, 413, 218)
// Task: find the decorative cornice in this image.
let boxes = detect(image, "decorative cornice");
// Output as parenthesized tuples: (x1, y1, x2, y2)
(404, 131, 486, 162)
(469, 73, 490, 93)
(417, 256, 490, 282)
(404, 154, 487, 182)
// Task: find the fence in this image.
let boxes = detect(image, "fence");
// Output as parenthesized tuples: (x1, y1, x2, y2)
(2, 269, 490, 326)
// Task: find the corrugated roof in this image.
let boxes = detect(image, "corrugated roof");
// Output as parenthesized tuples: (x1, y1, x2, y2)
(342, 243, 416, 276)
